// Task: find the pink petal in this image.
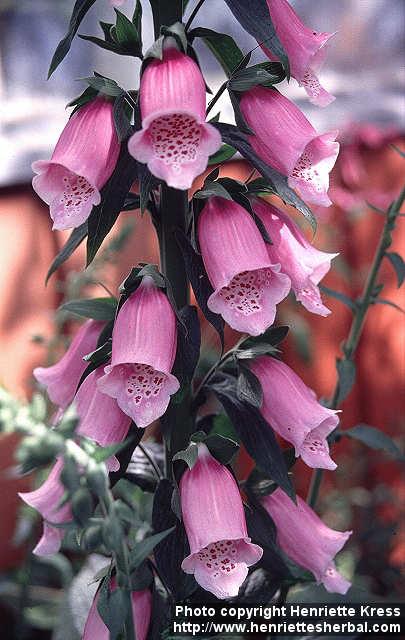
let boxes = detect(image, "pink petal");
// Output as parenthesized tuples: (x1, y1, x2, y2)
(262, 488, 352, 593)
(193, 557, 249, 599)
(32, 522, 65, 556)
(250, 357, 339, 467)
(32, 98, 120, 229)
(264, 0, 335, 106)
(253, 198, 338, 317)
(208, 265, 290, 335)
(98, 363, 179, 428)
(76, 367, 132, 446)
(198, 196, 290, 335)
(322, 563, 351, 595)
(289, 131, 340, 206)
(34, 319, 104, 410)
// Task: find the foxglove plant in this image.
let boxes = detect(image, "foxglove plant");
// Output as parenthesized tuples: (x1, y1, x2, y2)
(97, 276, 180, 428)
(252, 197, 338, 315)
(180, 443, 262, 598)
(128, 46, 221, 189)
(262, 488, 352, 594)
(239, 86, 339, 205)
(32, 98, 120, 230)
(198, 196, 290, 334)
(18, 1, 405, 637)
(263, 0, 335, 106)
(34, 320, 104, 410)
(250, 356, 339, 469)
(19, 458, 71, 556)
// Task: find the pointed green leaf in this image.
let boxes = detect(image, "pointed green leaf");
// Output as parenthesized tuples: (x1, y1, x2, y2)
(386, 252, 405, 287)
(48, 0, 97, 78)
(59, 297, 117, 321)
(129, 527, 175, 571)
(345, 424, 404, 460)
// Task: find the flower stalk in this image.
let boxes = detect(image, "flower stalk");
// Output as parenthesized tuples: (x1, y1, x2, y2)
(307, 182, 405, 508)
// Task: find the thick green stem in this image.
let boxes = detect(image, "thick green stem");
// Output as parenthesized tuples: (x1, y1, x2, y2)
(307, 184, 405, 509)
(159, 185, 190, 309)
(159, 186, 192, 468)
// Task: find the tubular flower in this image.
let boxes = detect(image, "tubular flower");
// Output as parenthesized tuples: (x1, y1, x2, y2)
(97, 277, 179, 428)
(34, 320, 104, 410)
(32, 98, 120, 230)
(180, 443, 263, 599)
(253, 198, 338, 316)
(198, 197, 291, 335)
(250, 356, 338, 469)
(83, 585, 152, 640)
(262, 488, 352, 594)
(19, 458, 71, 556)
(263, 0, 335, 107)
(75, 368, 132, 471)
(239, 87, 339, 206)
(128, 47, 221, 190)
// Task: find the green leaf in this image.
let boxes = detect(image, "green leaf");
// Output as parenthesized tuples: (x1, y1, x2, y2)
(71, 487, 93, 526)
(237, 325, 289, 355)
(113, 92, 134, 142)
(79, 34, 122, 54)
(161, 22, 188, 53)
(193, 181, 233, 200)
(211, 375, 295, 501)
(67, 86, 99, 115)
(205, 433, 239, 465)
(172, 442, 199, 469)
(229, 61, 286, 91)
(87, 144, 138, 266)
(113, 8, 142, 56)
(208, 143, 237, 165)
(129, 527, 175, 571)
(224, 0, 290, 76)
(215, 122, 316, 231)
(237, 365, 263, 408)
(320, 285, 358, 312)
(386, 252, 405, 287)
(81, 73, 124, 97)
(48, 0, 97, 78)
(189, 27, 244, 77)
(345, 424, 404, 460)
(335, 358, 356, 405)
(46, 222, 88, 283)
(59, 297, 117, 321)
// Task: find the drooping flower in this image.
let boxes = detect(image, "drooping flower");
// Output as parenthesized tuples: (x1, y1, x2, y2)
(34, 320, 104, 411)
(253, 197, 338, 316)
(249, 356, 338, 469)
(32, 98, 120, 230)
(198, 197, 291, 335)
(128, 46, 221, 190)
(83, 584, 152, 640)
(110, 0, 126, 6)
(19, 458, 71, 556)
(263, 0, 335, 107)
(97, 277, 179, 428)
(239, 87, 339, 206)
(180, 443, 262, 599)
(262, 488, 352, 594)
(75, 368, 132, 471)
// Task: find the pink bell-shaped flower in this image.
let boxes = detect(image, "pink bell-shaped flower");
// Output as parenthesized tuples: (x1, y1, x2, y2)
(253, 197, 338, 316)
(250, 356, 339, 469)
(19, 458, 71, 556)
(263, 0, 335, 107)
(83, 584, 152, 640)
(34, 320, 104, 411)
(97, 277, 179, 428)
(75, 368, 132, 471)
(180, 443, 262, 599)
(239, 87, 339, 206)
(128, 47, 221, 190)
(262, 488, 352, 594)
(32, 98, 120, 230)
(198, 197, 291, 335)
